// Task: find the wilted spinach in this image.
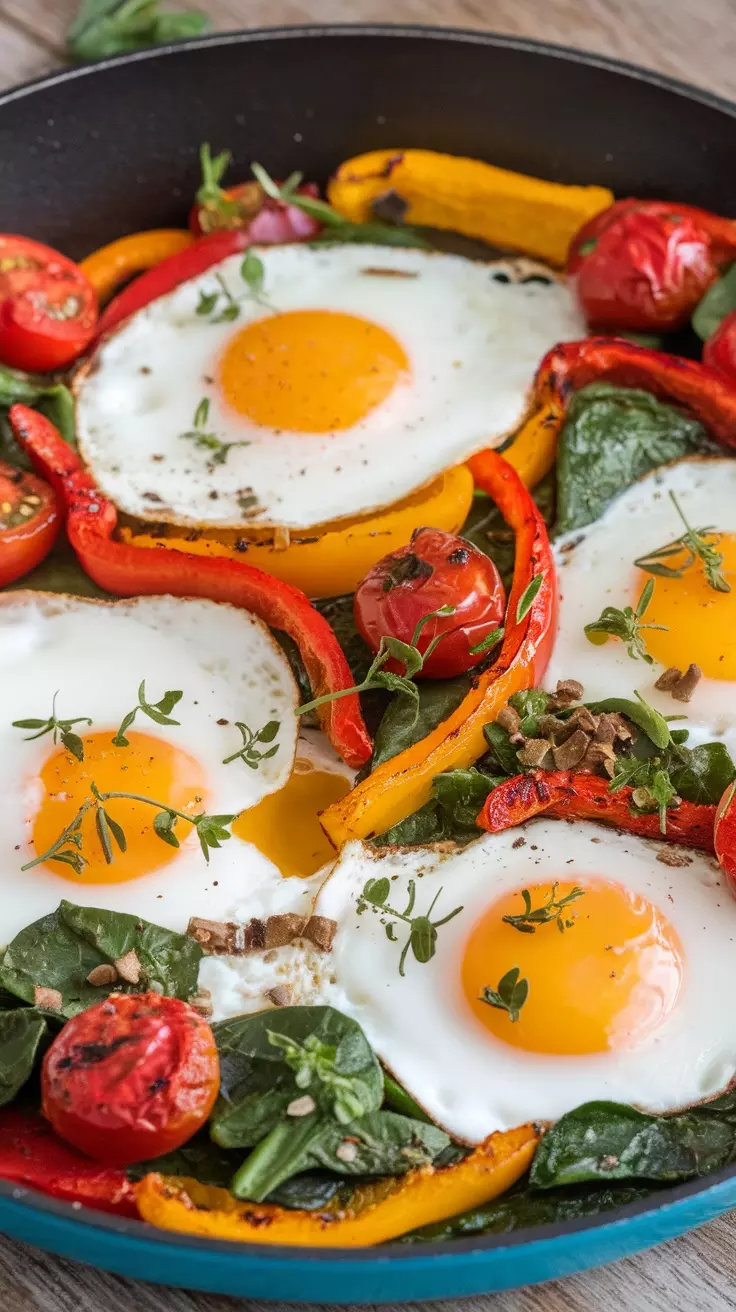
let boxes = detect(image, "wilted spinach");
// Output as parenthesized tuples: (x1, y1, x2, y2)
(400, 1180, 654, 1242)
(0, 1011, 48, 1106)
(375, 767, 501, 846)
(0, 901, 203, 1018)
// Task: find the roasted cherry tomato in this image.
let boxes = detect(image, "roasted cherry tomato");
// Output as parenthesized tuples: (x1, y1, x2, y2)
(42, 993, 220, 1167)
(354, 527, 506, 679)
(568, 200, 736, 333)
(703, 309, 736, 382)
(0, 236, 97, 371)
(0, 460, 59, 586)
(715, 780, 736, 891)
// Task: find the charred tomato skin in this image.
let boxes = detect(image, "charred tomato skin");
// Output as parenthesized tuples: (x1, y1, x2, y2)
(703, 309, 736, 382)
(0, 235, 97, 372)
(41, 992, 220, 1167)
(0, 460, 59, 586)
(354, 526, 507, 679)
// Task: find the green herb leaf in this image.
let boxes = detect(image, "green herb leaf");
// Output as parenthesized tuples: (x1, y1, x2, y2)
(555, 384, 715, 537)
(241, 251, 265, 293)
(502, 882, 585, 934)
(13, 692, 92, 760)
(357, 879, 463, 977)
(222, 719, 280, 769)
(479, 966, 529, 1023)
(67, 0, 209, 61)
(113, 680, 182, 745)
(0, 1010, 48, 1106)
(584, 580, 667, 663)
(516, 574, 543, 623)
(692, 263, 736, 341)
(251, 162, 430, 250)
(635, 491, 730, 594)
(584, 692, 674, 751)
(0, 901, 202, 1018)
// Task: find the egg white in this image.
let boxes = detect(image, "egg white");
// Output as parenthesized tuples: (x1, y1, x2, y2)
(282, 823, 736, 1143)
(0, 593, 299, 942)
(545, 458, 736, 756)
(75, 243, 584, 530)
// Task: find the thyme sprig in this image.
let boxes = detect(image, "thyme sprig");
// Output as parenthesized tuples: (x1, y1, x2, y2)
(634, 490, 730, 594)
(479, 967, 529, 1023)
(222, 719, 280, 769)
(113, 681, 183, 748)
(195, 250, 273, 323)
(195, 143, 240, 223)
(502, 883, 585, 935)
(296, 605, 456, 725)
(609, 756, 678, 834)
(23, 783, 235, 875)
(179, 397, 249, 466)
(358, 877, 463, 977)
(13, 692, 92, 763)
(584, 578, 668, 663)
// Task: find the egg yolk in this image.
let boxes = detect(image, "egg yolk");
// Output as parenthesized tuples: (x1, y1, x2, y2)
(461, 878, 683, 1055)
(232, 757, 349, 877)
(219, 309, 409, 432)
(32, 730, 207, 884)
(634, 532, 736, 679)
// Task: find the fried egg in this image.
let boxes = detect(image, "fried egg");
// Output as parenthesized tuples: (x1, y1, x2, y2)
(545, 458, 736, 755)
(75, 243, 584, 530)
(0, 592, 305, 942)
(267, 822, 734, 1143)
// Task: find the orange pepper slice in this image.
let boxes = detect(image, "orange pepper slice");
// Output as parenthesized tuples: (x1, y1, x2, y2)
(80, 230, 195, 305)
(136, 1123, 540, 1246)
(118, 465, 473, 601)
(320, 450, 557, 847)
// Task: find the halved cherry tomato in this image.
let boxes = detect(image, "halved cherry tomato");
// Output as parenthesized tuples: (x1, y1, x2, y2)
(42, 993, 220, 1167)
(354, 527, 506, 679)
(191, 178, 323, 241)
(715, 780, 736, 891)
(0, 236, 97, 371)
(703, 309, 736, 382)
(0, 460, 59, 586)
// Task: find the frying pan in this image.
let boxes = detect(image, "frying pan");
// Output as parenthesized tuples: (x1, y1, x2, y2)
(0, 24, 735, 1302)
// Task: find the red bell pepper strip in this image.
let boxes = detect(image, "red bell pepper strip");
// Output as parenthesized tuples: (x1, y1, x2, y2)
(94, 228, 251, 340)
(0, 1109, 138, 1218)
(10, 405, 371, 770)
(567, 199, 736, 332)
(320, 450, 557, 846)
(536, 337, 736, 447)
(477, 769, 716, 851)
(704, 310, 736, 383)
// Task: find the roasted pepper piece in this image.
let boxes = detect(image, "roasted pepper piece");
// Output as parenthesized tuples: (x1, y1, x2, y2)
(136, 1123, 540, 1246)
(320, 452, 556, 846)
(117, 465, 474, 601)
(328, 149, 613, 266)
(79, 229, 195, 305)
(478, 770, 716, 850)
(9, 405, 371, 770)
(0, 1109, 138, 1217)
(504, 336, 736, 477)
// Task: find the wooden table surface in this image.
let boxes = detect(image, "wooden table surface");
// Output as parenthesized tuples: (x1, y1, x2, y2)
(1, 1, 736, 1310)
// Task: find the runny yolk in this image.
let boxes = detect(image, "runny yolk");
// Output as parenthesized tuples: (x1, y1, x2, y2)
(634, 532, 736, 679)
(461, 878, 683, 1055)
(232, 757, 349, 878)
(32, 730, 207, 884)
(218, 309, 410, 432)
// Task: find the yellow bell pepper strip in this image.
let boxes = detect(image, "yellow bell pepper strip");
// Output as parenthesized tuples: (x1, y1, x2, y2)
(320, 451, 557, 847)
(118, 465, 474, 601)
(79, 230, 195, 305)
(135, 1123, 540, 1247)
(502, 393, 565, 491)
(327, 149, 613, 267)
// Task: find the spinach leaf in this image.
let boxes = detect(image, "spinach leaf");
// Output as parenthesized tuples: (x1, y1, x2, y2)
(584, 695, 673, 751)
(531, 1099, 736, 1188)
(555, 384, 715, 537)
(128, 1133, 240, 1189)
(371, 675, 472, 772)
(6, 537, 109, 600)
(268, 1172, 353, 1211)
(692, 264, 736, 341)
(374, 767, 500, 846)
(400, 1180, 654, 1242)
(280, 1111, 449, 1177)
(0, 1011, 48, 1106)
(67, 0, 209, 60)
(272, 630, 314, 709)
(0, 901, 202, 1018)
(666, 741, 736, 805)
(382, 1070, 432, 1123)
(211, 1006, 386, 1199)
(483, 721, 522, 775)
(0, 366, 76, 473)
